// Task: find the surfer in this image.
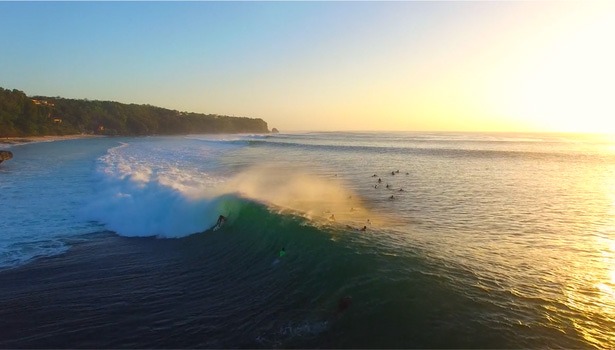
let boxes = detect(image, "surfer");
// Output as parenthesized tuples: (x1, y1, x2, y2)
(378, 178, 382, 183)
(329, 214, 336, 221)
(346, 225, 367, 232)
(272, 247, 286, 266)
(211, 214, 227, 231)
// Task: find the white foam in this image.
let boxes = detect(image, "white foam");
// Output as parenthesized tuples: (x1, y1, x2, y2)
(83, 141, 382, 238)
(81, 142, 229, 238)
(0, 140, 112, 268)
(0, 240, 69, 269)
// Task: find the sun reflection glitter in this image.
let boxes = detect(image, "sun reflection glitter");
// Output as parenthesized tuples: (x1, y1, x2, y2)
(562, 161, 615, 349)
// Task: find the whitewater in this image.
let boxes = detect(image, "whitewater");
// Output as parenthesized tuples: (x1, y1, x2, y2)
(0, 132, 614, 348)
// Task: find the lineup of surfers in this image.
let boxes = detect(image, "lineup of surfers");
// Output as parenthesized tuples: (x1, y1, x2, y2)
(327, 168, 408, 227)
(372, 169, 408, 200)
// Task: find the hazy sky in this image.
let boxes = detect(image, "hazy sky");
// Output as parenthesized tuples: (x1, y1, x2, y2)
(1, 1, 614, 132)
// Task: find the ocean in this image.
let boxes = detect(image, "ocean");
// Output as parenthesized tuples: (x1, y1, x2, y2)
(0, 132, 613, 348)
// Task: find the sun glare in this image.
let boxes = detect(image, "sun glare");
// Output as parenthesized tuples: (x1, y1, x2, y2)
(490, 2, 615, 134)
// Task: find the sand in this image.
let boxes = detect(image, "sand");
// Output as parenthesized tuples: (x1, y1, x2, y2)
(0, 134, 104, 146)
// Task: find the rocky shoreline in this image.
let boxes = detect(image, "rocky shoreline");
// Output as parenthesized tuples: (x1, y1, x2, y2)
(0, 150, 12, 164)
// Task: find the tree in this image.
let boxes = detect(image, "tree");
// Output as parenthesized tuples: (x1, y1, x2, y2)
(0, 86, 270, 137)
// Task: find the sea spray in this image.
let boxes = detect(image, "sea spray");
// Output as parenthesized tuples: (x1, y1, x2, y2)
(220, 164, 387, 228)
(85, 144, 385, 238)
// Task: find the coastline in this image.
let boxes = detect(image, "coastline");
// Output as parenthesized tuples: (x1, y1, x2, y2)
(0, 134, 105, 146)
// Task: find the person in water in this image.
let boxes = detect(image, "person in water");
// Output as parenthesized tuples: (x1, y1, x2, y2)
(360, 226, 367, 231)
(216, 215, 227, 226)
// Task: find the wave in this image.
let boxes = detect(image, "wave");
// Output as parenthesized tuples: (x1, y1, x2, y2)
(3, 133, 611, 348)
(83, 141, 382, 239)
(239, 138, 614, 163)
(180, 132, 614, 165)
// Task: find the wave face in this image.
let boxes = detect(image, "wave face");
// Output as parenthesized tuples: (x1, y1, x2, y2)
(1, 132, 614, 348)
(81, 137, 378, 238)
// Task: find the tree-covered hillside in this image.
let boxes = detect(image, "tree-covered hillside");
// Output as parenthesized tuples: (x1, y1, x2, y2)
(0, 87, 269, 137)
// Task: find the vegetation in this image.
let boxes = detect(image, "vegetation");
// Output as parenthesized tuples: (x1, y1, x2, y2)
(0, 87, 269, 137)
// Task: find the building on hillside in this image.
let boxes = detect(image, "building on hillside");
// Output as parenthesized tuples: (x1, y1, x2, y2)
(31, 99, 55, 107)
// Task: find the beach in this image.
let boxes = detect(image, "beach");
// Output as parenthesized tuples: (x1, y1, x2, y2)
(1, 134, 104, 146)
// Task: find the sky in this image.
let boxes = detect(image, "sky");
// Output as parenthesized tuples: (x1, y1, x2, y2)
(1, 1, 614, 133)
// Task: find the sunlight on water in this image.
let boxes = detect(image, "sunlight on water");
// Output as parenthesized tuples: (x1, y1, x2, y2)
(221, 164, 387, 228)
(562, 168, 615, 349)
(4, 133, 615, 348)
(572, 238, 615, 348)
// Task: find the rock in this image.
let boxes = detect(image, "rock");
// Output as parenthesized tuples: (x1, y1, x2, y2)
(0, 150, 13, 164)
(271, 128, 279, 133)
